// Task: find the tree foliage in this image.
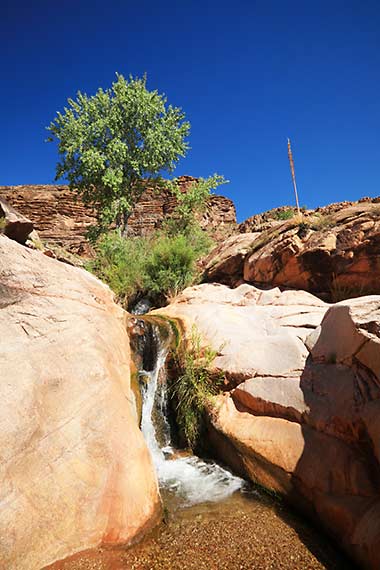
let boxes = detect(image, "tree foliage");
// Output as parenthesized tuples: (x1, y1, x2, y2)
(86, 173, 227, 307)
(47, 73, 190, 234)
(165, 174, 226, 235)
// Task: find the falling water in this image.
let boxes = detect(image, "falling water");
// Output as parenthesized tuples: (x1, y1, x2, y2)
(139, 324, 243, 506)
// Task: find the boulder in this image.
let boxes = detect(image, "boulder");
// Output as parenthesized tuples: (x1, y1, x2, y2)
(0, 196, 33, 244)
(0, 235, 160, 570)
(157, 283, 380, 569)
(204, 202, 380, 300)
(203, 233, 260, 285)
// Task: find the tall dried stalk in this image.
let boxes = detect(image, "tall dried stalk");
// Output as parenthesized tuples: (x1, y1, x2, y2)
(287, 138, 301, 218)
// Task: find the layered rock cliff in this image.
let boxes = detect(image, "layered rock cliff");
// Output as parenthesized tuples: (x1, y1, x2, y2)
(0, 176, 236, 255)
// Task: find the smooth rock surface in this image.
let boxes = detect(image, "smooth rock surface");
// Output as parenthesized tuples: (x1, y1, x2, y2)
(0, 236, 161, 570)
(156, 283, 327, 385)
(158, 283, 380, 569)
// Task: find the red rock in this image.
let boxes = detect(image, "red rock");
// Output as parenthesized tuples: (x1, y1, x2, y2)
(205, 201, 380, 300)
(0, 196, 33, 243)
(0, 177, 237, 255)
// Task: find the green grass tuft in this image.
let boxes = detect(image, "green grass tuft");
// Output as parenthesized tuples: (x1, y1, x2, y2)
(170, 327, 223, 450)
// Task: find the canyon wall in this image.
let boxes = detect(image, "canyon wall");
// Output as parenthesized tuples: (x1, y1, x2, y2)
(0, 176, 236, 255)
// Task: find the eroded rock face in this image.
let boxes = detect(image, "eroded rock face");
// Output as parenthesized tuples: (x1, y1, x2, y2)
(203, 233, 260, 285)
(0, 196, 34, 243)
(205, 202, 380, 300)
(0, 177, 236, 255)
(157, 283, 380, 569)
(0, 236, 160, 570)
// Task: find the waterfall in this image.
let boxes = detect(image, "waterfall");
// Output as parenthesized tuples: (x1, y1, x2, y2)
(139, 323, 243, 506)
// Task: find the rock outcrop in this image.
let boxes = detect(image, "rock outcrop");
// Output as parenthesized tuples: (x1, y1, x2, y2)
(0, 177, 237, 255)
(157, 283, 380, 569)
(0, 235, 161, 570)
(0, 196, 33, 244)
(204, 201, 380, 301)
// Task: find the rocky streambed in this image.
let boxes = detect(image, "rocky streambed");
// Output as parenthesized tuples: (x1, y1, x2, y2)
(44, 309, 354, 570)
(45, 488, 353, 570)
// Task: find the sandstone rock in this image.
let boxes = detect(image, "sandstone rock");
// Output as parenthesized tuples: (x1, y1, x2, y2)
(203, 233, 260, 285)
(205, 202, 380, 300)
(232, 376, 309, 423)
(158, 283, 380, 569)
(0, 196, 33, 243)
(0, 177, 237, 255)
(155, 283, 326, 384)
(243, 204, 380, 299)
(0, 236, 160, 570)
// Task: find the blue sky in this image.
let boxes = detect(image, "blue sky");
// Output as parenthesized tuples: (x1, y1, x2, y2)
(2, 0, 380, 221)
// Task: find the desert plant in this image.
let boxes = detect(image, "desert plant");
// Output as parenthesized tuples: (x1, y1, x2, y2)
(310, 213, 336, 230)
(87, 227, 213, 307)
(86, 232, 149, 305)
(0, 218, 5, 233)
(297, 221, 310, 238)
(329, 275, 376, 303)
(170, 327, 223, 450)
(144, 234, 199, 300)
(273, 209, 295, 221)
(165, 174, 227, 235)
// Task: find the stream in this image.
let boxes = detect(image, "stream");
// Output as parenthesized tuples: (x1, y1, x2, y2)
(48, 322, 355, 570)
(139, 331, 243, 507)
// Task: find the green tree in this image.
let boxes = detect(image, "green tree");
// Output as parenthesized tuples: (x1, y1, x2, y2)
(47, 73, 190, 235)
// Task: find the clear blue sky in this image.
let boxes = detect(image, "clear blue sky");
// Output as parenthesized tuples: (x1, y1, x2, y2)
(3, 0, 380, 221)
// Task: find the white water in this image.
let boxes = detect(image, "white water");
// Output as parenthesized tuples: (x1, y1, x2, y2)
(140, 341, 244, 506)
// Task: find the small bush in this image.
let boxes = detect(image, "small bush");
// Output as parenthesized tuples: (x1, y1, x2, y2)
(0, 218, 5, 233)
(86, 232, 149, 305)
(329, 275, 375, 303)
(170, 328, 223, 450)
(310, 213, 335, 230)
(273, 209, 295, 220)
(87, 227, 213, 308)
(297, 221, 310, 238)
(145, 234, 198, 299)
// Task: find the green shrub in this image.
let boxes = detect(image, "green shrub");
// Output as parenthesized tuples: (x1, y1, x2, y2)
(310, 213, 335, 230)
(86, 232, 149, 305)
(273, 209, 295, 220)
(0, 218, 5, 233)
(87, 227, 213, 307)
(170, 328, 223, 450)
(145, 234, 198, 299)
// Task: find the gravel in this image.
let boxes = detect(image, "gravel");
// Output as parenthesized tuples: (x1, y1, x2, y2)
(46, 488, 355, 570)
